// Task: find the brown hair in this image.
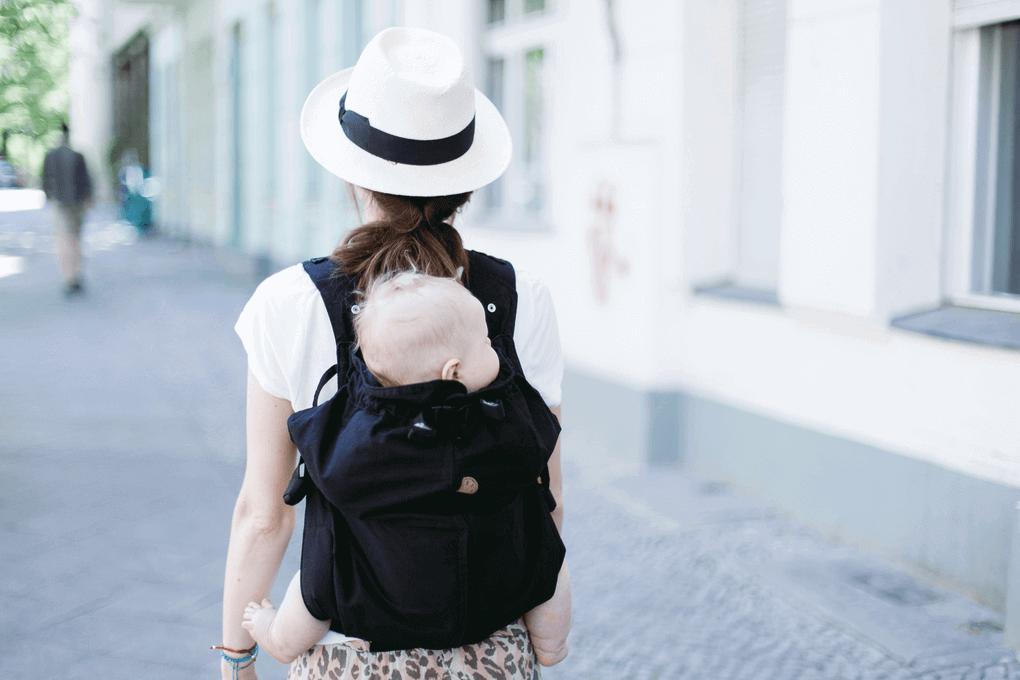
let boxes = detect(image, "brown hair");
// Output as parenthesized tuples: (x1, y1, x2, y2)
(332, 189, 473, 291)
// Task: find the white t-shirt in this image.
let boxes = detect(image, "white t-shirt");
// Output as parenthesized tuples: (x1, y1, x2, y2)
(235, 262, 564, 409)
(234, 261, 563, 645)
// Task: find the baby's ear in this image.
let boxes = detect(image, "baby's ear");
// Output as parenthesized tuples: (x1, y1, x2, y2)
(441, 358, 460, 382)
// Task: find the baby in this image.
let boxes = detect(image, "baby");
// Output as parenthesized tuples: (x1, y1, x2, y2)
(242, 271, 571, 666)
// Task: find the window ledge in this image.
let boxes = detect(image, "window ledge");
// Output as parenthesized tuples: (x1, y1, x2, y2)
(891, 305, 1020, 351)
(693, 282, 780, 307)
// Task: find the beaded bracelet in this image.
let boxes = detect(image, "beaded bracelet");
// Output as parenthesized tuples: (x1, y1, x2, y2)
(211, 644, 258, 679)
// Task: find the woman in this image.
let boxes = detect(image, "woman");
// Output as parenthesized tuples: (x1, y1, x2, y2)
(219, 27, 566, 680)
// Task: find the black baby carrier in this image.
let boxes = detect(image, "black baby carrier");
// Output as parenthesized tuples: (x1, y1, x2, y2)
(283, 251, 565, 652)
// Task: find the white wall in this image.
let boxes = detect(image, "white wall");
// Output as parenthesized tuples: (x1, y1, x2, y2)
(677, 297, 1020, 488)
(113, 0, 1020, 492)
(465, 0, 1020, 493)
(875, 0, 950, 320)
(109, 2, 160, 52)
(403, 0, 477, 56)
(670, 0, 1020, 489)
(196, 0, 374, 262)
(780, 0, 882, 318)
(462, 0, 683, 390)
(182, 0, 216, 242)
(150, 19, 184, 234)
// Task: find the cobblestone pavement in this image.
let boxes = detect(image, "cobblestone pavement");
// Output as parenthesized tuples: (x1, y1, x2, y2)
(546, 462, 1020, 680)
(2, 203, 1019, 679)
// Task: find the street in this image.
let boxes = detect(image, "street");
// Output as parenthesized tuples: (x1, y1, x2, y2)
(1, 201, 1019, 680)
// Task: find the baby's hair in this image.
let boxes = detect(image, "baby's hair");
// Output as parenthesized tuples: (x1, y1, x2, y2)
(353, 269, 471, 387)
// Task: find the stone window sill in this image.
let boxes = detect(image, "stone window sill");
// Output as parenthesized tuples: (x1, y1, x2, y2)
(693, 282, 780, 307)
(891, 305, 1020, 351)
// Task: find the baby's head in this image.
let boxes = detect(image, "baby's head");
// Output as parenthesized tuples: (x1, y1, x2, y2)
(354, 271, 500, 392)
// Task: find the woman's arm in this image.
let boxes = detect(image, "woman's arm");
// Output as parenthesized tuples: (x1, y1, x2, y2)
(548, 405, 564, 532)
(220, 370, 299, 679)
(525, 560, 571, 665)
(523, 403, 570, 666)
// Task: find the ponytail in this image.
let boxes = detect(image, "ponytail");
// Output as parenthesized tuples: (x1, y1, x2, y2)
(332, 190, 472, 291)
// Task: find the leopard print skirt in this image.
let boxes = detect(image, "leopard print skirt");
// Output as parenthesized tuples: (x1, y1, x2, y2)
(286, 619, 541, 680)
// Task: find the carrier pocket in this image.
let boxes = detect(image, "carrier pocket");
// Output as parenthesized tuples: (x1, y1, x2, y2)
(359, 513, 463, 614)
(468, 488, 565, 630)
(338, 513, 466, 648)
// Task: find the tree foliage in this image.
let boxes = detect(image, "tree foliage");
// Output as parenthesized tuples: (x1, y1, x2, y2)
(0, 0, 75, 176)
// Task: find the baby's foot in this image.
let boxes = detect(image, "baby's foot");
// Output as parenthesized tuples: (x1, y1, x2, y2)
(241, 598, 281, 660)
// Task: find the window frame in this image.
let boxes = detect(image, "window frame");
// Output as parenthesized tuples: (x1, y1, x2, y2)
(946, 15, 1020, 314)
(955, 0, 1020, 30)
(470, 0, 558, 231)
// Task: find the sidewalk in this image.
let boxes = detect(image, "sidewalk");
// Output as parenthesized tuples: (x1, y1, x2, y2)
(1, 227, 1018, 680)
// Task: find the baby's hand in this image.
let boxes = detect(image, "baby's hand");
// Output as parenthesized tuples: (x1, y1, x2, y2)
(525, 562, 571, 667)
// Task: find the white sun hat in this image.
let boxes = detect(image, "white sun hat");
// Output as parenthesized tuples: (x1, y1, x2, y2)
(300, 27, 512, 198)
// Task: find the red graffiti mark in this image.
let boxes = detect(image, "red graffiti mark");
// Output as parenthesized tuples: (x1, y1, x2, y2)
(587, 180, 629, 304)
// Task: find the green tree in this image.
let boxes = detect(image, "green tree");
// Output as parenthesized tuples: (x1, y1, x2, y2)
(0, 0, 75, 180)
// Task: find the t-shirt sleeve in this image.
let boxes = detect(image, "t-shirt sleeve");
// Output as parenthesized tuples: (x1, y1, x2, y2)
(235, 273, 293, 401)
(234, 264, 338, 409)
(513, 273, 564, 408)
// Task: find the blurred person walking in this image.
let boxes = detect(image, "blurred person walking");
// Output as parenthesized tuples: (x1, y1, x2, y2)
(42, 122, 94, 296)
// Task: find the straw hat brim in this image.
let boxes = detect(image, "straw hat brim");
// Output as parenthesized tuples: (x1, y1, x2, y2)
(300, 67, 512, 197)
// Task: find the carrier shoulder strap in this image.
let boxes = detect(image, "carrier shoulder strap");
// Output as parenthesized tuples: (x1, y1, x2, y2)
(284, 257, 357, 507)
(465, 250, 518, 340)
(467, 251, 554, 503)
(307, 251, 518, 344)
(303, 256, 359, 349)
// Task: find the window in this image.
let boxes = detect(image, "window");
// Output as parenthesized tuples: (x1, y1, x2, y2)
(480, 0, 551, 228)
(335, 0, 367, 236)
(732, 0, 786, 293)
(341, 0, 366, 69)
(266, 2, 277, 199)
(487, 0, 545, 20)
(947, 14, 1020, 312)
(973, 21, 1020, 297)
(306, 0, 321, 199)
(487, 0, 506, 24)
(230, 22, 243, 247)
(482, 56, 504, 211)
(692, 0, 786, 303)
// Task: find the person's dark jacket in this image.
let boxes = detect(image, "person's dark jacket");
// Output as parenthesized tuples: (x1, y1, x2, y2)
(42, 145, 93, 205)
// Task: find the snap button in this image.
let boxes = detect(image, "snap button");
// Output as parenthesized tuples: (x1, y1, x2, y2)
(351, 304, 361, 314)
(457, 477, 479, 495)
(487, 303, 496, 313)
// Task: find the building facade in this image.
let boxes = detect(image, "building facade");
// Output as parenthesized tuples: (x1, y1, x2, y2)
(77, 0, 1020, 625)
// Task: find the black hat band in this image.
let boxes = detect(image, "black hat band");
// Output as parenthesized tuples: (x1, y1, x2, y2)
(338, 92, 476, 166)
